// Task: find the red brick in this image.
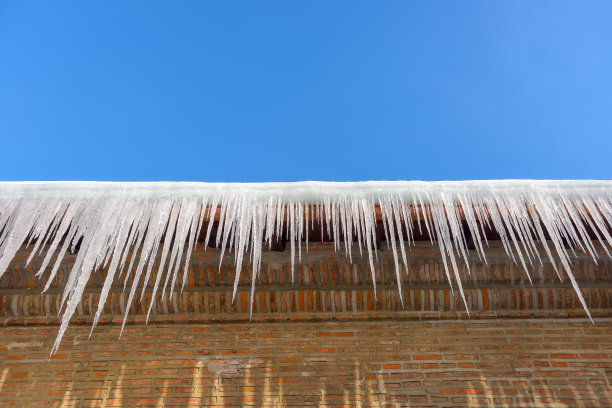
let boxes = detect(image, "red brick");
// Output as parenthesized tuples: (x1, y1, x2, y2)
(458, 388, 484, 395)
(581, 353, 607, 359)
(414, 355, 441, 360)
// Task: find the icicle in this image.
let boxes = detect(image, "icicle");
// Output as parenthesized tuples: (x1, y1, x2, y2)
(249, 204, 265, 317)
(264, 196, 276, 248)
(132, 199, 174, 326)
(351, 198, 363, 258)
(391, 196, 409, 283)
(143, 200, 179, 300)
(289, 201, 296, 282)
(297, 202, 303, 262)
(180, 200, 204, 291)
(0, 180, 609, 353)
(381, 198, 403, 305)
(231, 195, 253, 302)
(167, 198, 198, 298)
(203, 195, 219, 250)
(91, 199, 141, 335)
(360, 198, 378, 299)
(305, 203, 310, 252)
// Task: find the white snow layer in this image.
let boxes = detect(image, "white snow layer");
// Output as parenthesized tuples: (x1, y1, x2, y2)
(1, 180, 612, 354)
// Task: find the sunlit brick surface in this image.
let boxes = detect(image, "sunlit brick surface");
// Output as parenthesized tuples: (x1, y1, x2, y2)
(1, 320, 612, 407)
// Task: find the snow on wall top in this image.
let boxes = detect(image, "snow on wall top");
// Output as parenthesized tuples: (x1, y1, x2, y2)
(1, 179, 611, 197)
(1, 180, 612, 354)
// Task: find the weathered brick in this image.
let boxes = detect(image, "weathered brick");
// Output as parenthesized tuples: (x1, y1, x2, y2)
(1, 245, 612, 407)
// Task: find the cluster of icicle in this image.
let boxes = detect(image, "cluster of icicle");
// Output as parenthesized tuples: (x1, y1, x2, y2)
(1, 180, 612, 354)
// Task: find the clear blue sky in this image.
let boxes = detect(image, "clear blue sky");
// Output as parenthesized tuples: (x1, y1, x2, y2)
(1, 1, 611, 182)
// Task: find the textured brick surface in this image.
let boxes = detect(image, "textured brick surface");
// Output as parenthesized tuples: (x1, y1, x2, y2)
(1, 242, 611, 320)
(0, 242, 611, 406)
(1, 320, 612, 407)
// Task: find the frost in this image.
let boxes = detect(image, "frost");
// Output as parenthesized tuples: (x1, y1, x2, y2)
(0, 180, 611, 353)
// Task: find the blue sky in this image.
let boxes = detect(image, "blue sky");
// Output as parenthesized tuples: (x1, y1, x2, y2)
(0, 1, 611, 182)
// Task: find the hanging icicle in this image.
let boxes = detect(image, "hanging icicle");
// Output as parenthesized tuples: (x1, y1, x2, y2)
(0, 180, 611, 354)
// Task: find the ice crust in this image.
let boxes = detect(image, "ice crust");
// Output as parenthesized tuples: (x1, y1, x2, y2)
(0, 180, 611, 354)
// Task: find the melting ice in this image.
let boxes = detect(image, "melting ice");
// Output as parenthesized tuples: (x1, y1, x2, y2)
(0, 180, 611, 354)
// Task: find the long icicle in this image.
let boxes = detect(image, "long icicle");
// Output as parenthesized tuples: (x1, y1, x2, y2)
(0, 180, 609, 353)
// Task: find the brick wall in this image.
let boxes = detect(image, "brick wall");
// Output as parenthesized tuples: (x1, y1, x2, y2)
(1, 319, 612, 407)
(0, 242, 611, 406)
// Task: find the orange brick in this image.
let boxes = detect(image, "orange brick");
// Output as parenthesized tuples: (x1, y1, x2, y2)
(414, 355, 441, 360)
(581, 354, 607, 359)
(458, 389, 484, 395)
(280, 357, 301, 363)
(551, 353, 579, 359)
